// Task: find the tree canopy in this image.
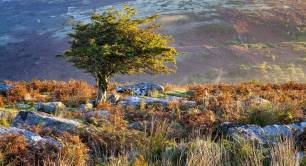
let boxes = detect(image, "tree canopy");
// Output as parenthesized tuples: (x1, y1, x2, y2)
(64, 5, 177, 80)
(63, 5, 178, 104)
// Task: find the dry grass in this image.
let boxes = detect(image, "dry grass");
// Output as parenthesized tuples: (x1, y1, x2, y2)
(58, 132, 89, 166)
(0, 80, 305, 165)
(186, 138, 223, 166)
(0, 96, 4, 107)
(270, 139, 299, 166)
(3, 80, 95, 106)
(0, 134, 59, 166)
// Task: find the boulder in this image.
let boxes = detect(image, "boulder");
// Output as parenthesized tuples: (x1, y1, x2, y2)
(0, 126, 61, 148)
(226, 122, 306, 145)
(12, 111, 81, 134)
(85, 110, 110, 119)
(116, 82, 164, 96)
(119, 96, 196, 108)
(35, 102, 65, 114)
(0, 84, 13, 94)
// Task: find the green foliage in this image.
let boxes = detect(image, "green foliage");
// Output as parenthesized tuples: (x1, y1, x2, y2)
(243, 104, 301, 126)
(63, 5, 177, 80)
(222, 139, 265, 166)
(62, 5, 177, 104)
(0, 118, 9, 127)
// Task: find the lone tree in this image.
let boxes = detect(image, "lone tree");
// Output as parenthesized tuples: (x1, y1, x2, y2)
(63, 5, 178, 105)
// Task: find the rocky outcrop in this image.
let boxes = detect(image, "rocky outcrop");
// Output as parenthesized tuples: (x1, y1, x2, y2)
(85, 110, 110, 119)
(12, 111, 81, 134)
(35, 102, 65, 114)
(0, 126, 61, 148)
(116, 82, 164, 96)
(119, 96, 196, 108)
(225, 122, 306, 145)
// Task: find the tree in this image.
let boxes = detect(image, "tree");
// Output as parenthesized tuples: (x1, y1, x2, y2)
(62, 5, 178, 105)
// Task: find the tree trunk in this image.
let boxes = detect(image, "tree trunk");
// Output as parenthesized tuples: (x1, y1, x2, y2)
(95, 76, 108, 106)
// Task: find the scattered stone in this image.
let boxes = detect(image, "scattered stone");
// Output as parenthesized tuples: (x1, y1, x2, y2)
(12, 111, 81, 134)
(0, 84, 13, 93)
(226, 122, 306, 145)
(119, 96, 168, 107)
(119, 96, 196, 108)
(0, 126, 61, 148)
(79, 103, 93, 111)
(116, 82, 164, 96)
(35, 102, 65, 114)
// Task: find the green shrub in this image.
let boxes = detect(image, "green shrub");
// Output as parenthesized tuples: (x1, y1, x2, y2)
(243, 103, 302, 126)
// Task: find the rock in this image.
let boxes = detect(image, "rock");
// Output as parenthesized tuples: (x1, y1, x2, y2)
(116, 82, 164, 96)
(16, 103, 32, 110)
(84, 110, 110, 126)
(119, 96, 169, 107)
(119, 96, 196, 108)
(226, 122, 306, 145)
(12, 111, 81, 134)
(85, 110, 110, 119)
(0, 84, 13, 93)
(246, 96, 270, 107)
(108, 93, 121, 103)
(79, 103, 93, 111)
(0, 126, 61, 148)
(35, 102, 65, 114)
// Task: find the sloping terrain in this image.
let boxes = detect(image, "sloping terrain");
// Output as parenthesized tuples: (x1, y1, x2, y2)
(0, 0, 305, 84)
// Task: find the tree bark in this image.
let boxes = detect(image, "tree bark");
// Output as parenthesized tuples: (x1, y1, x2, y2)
(95, 76, 108, 106)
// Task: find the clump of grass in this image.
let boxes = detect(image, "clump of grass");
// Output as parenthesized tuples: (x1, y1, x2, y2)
(139, 120, 177, 165)
(270, 139, 299, 166)
(242, 103, 303, 126)
(186, 138, 223, 166)
(79, 126, 144, 163)
(180, 111, 216, 132)
(0, 111, 17, 127)
(223, 138, 265, 166)
(58, 132, 89, 166)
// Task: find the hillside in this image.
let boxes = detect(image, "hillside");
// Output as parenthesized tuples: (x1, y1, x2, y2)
(0, 80, 305, 165)
(0, 0, 305, 84)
